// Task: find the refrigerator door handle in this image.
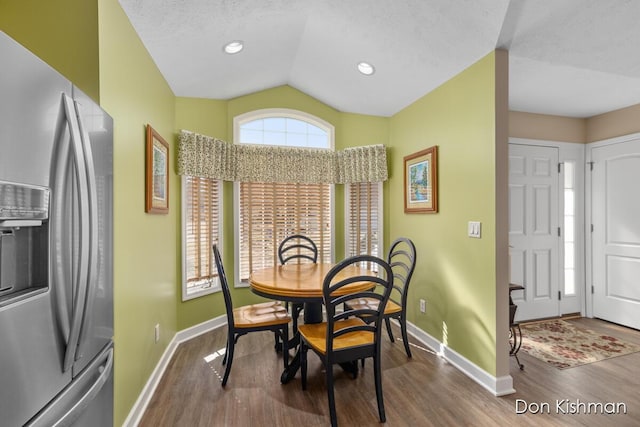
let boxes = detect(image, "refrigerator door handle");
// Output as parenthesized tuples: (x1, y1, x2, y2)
(50, 94, 73, 343)
(58, 93, 92, 373)
(25, 347, 114, 427)
(73, 98, 99, 362)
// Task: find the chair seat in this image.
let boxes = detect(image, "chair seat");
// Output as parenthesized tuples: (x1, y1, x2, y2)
(233, 302, 291, 328)
(348, 298, 402, 315)
(298, 318, 373, 354)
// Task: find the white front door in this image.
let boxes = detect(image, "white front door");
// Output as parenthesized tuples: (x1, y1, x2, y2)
(591, 138, 640, 330)
(509, 144, 560, 321)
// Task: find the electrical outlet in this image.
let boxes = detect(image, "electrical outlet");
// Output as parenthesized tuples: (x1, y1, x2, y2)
(419, 299, 426, 313)
(154, 323, 160, 343)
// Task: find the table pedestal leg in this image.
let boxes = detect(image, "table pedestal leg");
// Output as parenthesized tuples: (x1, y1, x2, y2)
(280, 301, 361, 383)
(303, 302, 322, 323)
(281, 302, 322, 384)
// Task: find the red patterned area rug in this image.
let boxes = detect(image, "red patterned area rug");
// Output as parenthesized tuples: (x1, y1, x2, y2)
(520, 319, 640, 369)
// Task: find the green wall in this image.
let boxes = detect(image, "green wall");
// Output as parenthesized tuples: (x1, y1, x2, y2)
(227, 85, 341, 133)
(336, 113, 391, 258)
(98, 1, 178, 425)
(388, 52, 503, 375)
(173, 98, 229, 329)
(0, 0, 100, 102)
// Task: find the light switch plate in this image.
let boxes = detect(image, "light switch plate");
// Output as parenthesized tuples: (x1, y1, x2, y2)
(468, 221, 481, 238)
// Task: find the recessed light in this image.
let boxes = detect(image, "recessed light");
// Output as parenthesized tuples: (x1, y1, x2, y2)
(223, 40, 244, 54)
(357, 62, 375, 76)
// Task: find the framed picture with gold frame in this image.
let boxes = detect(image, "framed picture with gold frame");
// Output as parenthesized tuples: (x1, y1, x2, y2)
(404, 145, 438, 213)
(145, 124, 169, 214)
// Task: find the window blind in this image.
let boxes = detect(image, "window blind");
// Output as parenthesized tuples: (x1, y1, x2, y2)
(347, 182, 381, 258)
(184, 176, 221, 290)
(238, 181, 332, 282)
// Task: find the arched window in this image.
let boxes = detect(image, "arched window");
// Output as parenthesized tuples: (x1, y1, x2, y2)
(233, 109, 334, 285)
(237, 110, 332, 149)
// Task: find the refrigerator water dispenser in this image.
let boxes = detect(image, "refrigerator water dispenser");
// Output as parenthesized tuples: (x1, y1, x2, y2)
(0, 181, 49, 306)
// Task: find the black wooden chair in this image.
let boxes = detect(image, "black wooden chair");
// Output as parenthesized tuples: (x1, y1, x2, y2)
(278, 234, 318, 331)
(298, 255, 393, 427)
(212, 244, 291, 387)
(278, 234, 318, 264)
(346, 237, 416, 358)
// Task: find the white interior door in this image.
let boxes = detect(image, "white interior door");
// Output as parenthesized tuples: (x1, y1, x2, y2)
(509, 144, 560, 321)
(591, 138, 640, 330)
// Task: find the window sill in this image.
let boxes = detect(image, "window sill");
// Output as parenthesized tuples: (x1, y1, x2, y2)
(182, 284, 220, 301)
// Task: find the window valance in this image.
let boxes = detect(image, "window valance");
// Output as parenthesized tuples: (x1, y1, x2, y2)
(177, 130, 387, 184)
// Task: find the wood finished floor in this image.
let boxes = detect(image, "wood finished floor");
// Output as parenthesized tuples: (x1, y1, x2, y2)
(139, 317, 640, 426)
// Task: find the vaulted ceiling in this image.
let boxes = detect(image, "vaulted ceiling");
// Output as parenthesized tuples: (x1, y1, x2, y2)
(119, 0, 640, 118)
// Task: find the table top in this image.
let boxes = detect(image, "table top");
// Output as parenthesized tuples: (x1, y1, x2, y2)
(249, 262, 376, 302)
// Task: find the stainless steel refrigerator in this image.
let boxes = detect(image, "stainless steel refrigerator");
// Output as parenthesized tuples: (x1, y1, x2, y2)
(0, 31, 114, 427)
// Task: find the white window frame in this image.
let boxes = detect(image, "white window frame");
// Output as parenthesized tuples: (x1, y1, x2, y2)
(181, 176, 223, 300)
(233, 108, 335, 288)
(563, 160, 577, 296)
(345, 182, 384, 258)
(234, 108, 335, 149)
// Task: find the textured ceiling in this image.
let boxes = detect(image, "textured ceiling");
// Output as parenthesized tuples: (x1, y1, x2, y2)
(120, 0, 640, 118)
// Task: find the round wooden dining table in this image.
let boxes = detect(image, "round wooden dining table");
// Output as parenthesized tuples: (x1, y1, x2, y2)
(249, 262, 377, 383)
(250, 262, 374, 318)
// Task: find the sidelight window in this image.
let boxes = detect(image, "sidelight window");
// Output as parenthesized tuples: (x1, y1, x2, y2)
(563, 161, 576, 296)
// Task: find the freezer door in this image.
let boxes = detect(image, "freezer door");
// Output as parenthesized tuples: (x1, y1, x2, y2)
(26, 342, 114, 427)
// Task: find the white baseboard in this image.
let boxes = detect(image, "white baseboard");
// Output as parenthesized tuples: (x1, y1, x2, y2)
(123, 315, 226, 427)
(125, 315, 513, 425)
(405, 320, 515, 396)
